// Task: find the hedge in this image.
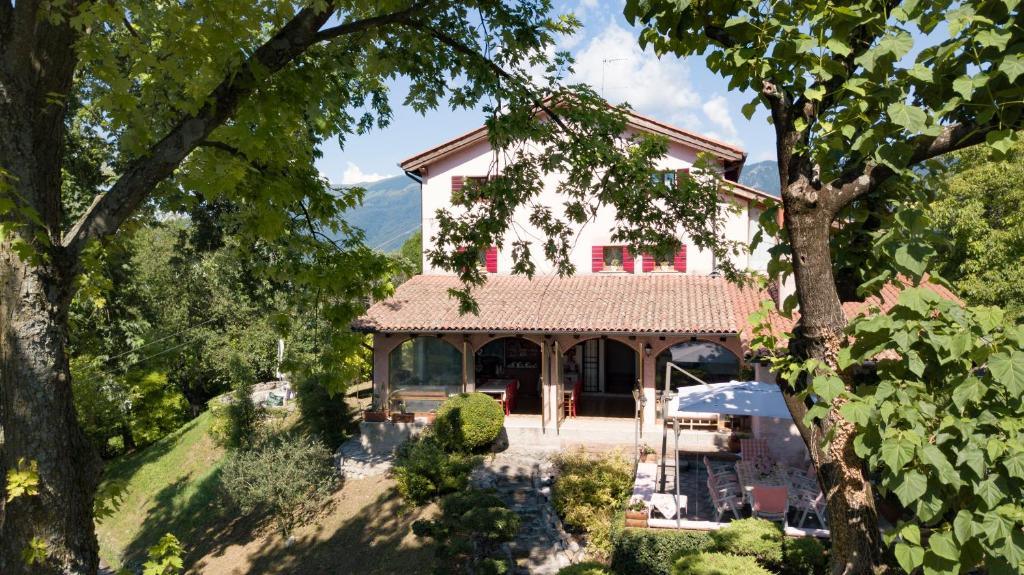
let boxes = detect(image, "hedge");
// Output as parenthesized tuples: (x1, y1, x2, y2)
(781, 537, 829, 575)
(710, 518, 784, 567)
(610, 528, 714, 575)
(557, 562, 616, 575)
(672, 552, 773, 575)
(434, 392, 505, 452)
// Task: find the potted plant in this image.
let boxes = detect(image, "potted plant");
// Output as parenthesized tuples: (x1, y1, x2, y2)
(624, 498, 649, 527)
(639, 444, 658, 463)
(728, 431, 751, 453)
(363, 395, 388, 422)
(390, 401, 415, 423)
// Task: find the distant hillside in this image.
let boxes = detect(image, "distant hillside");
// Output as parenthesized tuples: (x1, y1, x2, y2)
(338, 175, 421, 251)
(738, 160, 780, 195)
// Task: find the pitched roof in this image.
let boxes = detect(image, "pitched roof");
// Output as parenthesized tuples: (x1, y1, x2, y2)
(355, 274, 962, 349)
(353, 274, 754, 335)
(398, 107, 749, 178)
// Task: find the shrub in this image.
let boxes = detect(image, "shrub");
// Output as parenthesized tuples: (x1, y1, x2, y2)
(393, 434, 481, 504)
(434, 392, 504, 452)
(552, 448, 634, 557)
(295, 372, 353, 449)
(781, 537, 829, 575)
(558, 562, 616, 575)
(710, 518, 784, 566)
(412, 489, 521, 574)
(219, 434, 337, 537)
(610, 528, 714, 575)
(209, 381, 265, 450)
(672, 552, 773, 575)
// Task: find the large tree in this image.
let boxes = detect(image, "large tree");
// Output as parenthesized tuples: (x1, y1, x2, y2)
(0, 1, 649, 573)
(621, 0, 1024, 572)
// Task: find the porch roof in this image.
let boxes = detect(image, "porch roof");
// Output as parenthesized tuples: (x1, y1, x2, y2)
(352, 274, 762, 336)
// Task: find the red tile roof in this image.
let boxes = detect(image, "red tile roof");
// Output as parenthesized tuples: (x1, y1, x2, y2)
(353, 274, 753, 335)
(355, 274, 961, 349)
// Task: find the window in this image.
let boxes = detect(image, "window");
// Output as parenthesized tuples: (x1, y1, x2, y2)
(653, 251, 674, 272)
(592, 246, 633, 272)
(642, 247, 687, 273)
(451, 175, 494, 204)
(388, 337, 463, 392)
(651, 170, 677, 188)
(603, 246, 624, 270)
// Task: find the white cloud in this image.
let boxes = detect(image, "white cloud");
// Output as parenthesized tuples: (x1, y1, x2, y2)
(571, 22, 701, 127)
(340, 161, 391, 185)
(701, 96, 739, 143)
(753, 149, 777, 162)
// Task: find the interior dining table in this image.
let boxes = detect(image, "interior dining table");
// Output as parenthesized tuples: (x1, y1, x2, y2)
(476, 379, 518, 414)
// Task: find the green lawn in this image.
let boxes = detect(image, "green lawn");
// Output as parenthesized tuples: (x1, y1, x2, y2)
(97, 411, 227, 570)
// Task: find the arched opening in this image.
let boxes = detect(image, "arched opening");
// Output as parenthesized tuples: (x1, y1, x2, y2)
(474, 337, 542, 415)
(388, 336, 463, 410)
(562, 338, 638, 418)
(654, 340, 740, 391)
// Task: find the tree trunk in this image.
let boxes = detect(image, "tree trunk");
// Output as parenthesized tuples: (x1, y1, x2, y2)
(782, 191, 883, 575)
(0, 249, 102, 575)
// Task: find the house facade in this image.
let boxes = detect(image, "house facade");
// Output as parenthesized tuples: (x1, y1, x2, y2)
(353, 110, 797, 443)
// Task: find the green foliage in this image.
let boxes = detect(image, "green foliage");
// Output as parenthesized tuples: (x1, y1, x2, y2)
(710, 518, 784, 567)
(93, 479, 129, 522)
(672, 552, 773, 575)
(626, 0, 1024, 182)
(831, 290, 1024, 574)
(397, 229, 424, 278)
(219, 434, 336, 537)
(780, 538, 829, 575)
(6, 458, 40, 502)
(127, 371, 190, 447)
(22, 537, 48, 567)
(434, 392, 505, 453)
(929, 137, 1024, 322)
(610, 528, 715, 575)
(412, 489, 520, 575)
(294, 371, 354, 450)
(557, 562, 615, 575)
(552, 449, 634, 557)
(393, 434, 482, 505)
(141, 533, 185, 575)
(209, 381, 265, 451)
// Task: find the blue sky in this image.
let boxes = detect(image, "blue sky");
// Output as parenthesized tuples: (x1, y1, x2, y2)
(315, 0, 778, 185)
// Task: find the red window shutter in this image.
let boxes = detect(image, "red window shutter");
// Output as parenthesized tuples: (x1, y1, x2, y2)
(623, 248, 634, 273)
(451, 176, 464, 193)
(674, 246, 688, 272)
(676, 168, 689, 187)
(642, 254, 655, 273)
(591, 246, 604, 273)
(485, 246, 498, 273)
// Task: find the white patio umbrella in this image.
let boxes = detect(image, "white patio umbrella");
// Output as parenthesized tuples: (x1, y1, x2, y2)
(667, 380, 792, 420)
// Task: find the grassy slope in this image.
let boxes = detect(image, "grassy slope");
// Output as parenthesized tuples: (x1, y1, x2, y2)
(97, 411, 225, 570)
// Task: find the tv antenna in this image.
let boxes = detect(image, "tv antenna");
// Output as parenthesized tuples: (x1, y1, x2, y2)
(601, 57, 626, 97)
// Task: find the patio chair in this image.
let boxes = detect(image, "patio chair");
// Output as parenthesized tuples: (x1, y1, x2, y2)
(564, 380, 582, 418)
(703, 456, 740, 488)
(707, 477, 743, 522)
(504, 380, 517, 414)
(790, 486, 827, 528)
(751, 485, 789, 527)
(740, 438, 772, 464)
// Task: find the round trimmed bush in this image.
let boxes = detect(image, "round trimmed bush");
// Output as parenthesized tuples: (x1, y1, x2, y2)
(781, 537, 829, 575)
(672, 552, 773, 575)
(558, 562, 615, 575)
(710, 518, 784, 566)
(434, 392, 505, 452)
(610, 528, 714, 575)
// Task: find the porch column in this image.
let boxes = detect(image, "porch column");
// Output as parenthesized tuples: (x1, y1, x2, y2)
(640, 338, 658, 433)
(372, 333, 391, 407)
(541, 339, 554, 431)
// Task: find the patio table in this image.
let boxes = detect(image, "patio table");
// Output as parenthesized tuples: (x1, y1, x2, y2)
(735, 460, 789, 504)
(477, 380, 517, 414)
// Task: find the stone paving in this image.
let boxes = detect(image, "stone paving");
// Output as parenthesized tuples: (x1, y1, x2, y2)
(470, 446, 587, 575)
(334, 436, 395, 479)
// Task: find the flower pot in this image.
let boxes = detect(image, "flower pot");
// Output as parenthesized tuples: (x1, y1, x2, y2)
(624, 510, 648, 528)
(641, 454, 658, 464)
(390, 413, 415, 423)
(364, 410, 388, 422)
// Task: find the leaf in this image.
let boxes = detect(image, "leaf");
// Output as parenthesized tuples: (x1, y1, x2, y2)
(895, 542, 925, 572)
(952, 377, 985, 411)
(892, 470, 927, 506)
(930, 531, 959, 561)
(1000, 54, 1024, 82)
(975, 477, 1004, 510)
(840, 400, 872, 427)
(5, 458, 40, 502)
(986, 129, 1016, 156)
(989, 350, 1024, 394)
(812, 375, 845, 402)
(881, 436, 917, 470)
(1004, 452, 1024, 480)
(921, 445, 961, 487)
(953, 75, 974, 98)
(901, 523, 922, 545)
(953, 510, 975, 544)
(888, 102, 929, 133)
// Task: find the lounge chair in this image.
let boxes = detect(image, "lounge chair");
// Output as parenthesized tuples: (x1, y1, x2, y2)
(707, 477, 743, 522)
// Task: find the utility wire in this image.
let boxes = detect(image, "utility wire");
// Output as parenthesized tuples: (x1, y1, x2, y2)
(104, 316, 220, 363)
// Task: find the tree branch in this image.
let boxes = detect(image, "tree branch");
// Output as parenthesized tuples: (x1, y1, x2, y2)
(829, 121, 993, 212)
(62, 3, 422, 259)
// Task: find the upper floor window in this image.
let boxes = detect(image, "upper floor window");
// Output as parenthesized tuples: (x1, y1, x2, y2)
(592, 246, 633, 273)
(642, 246, 687, 273)
(451, 175, 494, 204)
(457, 245, 498, 273)
(650, 168, 689, 189)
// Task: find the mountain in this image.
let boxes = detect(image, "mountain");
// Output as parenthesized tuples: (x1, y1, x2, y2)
(738, 160, 780, 196)
(339, 175, 421, 251)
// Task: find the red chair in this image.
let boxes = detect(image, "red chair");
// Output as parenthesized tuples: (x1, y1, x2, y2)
(504, 381, 517, 414)
(752, 486, 789, 527)
(564, 380, 582, 417)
